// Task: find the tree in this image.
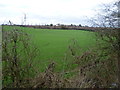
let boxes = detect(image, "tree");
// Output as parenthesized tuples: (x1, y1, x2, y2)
(2, 24, 39, 87)
(91, 1, 120, 88)
(117, 1, 120, 88)
(50, 24, 53, 26)
(79, 24, 82, 27)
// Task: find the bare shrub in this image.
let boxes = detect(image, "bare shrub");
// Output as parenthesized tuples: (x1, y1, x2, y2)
(2, 25, 39, 88)
(32, 62, 65, 88)
(65, 39, 118, 88)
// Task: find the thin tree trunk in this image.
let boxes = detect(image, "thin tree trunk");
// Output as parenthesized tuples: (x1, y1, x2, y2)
(118, 1, 120, 88)
(117, 30, 120, 88)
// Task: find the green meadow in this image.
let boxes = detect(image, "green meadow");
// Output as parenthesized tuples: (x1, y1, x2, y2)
(3, 26, 97, 72)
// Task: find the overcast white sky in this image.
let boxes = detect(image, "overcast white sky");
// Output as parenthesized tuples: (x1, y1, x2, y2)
(0, 0, 116, 25)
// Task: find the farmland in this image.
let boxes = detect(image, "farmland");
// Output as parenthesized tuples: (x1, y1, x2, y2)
(1, 0, 119, 88)
(3, 26, 97, 72)
(2, 25, 118, 88)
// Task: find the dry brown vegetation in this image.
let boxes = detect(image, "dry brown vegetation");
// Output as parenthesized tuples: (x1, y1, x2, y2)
(2, 25, 119, 88)
(2, 1, 120, 88)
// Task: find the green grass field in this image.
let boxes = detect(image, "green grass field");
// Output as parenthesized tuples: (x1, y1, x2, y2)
(3, 26, 97, 72)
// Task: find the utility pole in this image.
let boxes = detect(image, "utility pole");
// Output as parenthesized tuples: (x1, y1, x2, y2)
(24, 13, 26, 25)
(21, 13, 26, 25)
